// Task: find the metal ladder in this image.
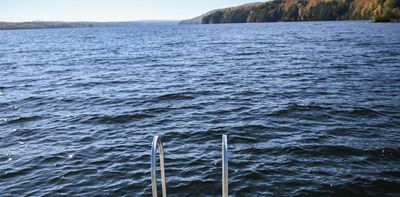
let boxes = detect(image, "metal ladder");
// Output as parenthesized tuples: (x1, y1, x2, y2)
(151, 135, 229, 197)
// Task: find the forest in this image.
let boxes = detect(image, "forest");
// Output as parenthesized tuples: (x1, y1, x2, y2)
(184, 0, 400, 24)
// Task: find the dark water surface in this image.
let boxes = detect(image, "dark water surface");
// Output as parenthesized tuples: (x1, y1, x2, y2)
(1, 21, 400, 196)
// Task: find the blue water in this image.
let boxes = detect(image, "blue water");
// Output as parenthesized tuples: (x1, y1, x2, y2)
(1, 21, 400, 196)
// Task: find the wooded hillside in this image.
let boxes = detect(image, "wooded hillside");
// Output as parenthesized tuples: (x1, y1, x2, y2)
(181, 0, 400, 24)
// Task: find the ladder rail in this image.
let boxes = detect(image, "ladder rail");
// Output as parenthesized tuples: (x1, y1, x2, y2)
(151, 136, 167, 197)
(222, 135, 228, 197)
(150, 135, 228, 196)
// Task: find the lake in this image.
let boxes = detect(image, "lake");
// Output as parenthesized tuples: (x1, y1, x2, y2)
(1, 21, 400, 196)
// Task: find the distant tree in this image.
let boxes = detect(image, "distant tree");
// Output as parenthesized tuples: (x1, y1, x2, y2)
(384, 0, 400, 8)
(198, 0, 400, 24)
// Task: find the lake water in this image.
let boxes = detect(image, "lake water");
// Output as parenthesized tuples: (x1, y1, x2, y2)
(1, 21, 400, 196)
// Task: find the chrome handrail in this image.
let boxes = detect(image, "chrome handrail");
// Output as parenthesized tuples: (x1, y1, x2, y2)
(151, 136, 167, 197)
(150, 135, 228, 196)
(222, 135, 228, 197)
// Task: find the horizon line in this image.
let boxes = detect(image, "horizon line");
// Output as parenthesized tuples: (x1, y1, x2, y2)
(0, 19, 182, 23)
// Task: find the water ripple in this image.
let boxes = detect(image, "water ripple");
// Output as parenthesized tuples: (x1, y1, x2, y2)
(0, 21, 399, 196)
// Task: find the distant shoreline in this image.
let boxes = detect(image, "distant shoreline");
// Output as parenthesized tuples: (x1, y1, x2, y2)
(0, 19, 397, 31)
(0, 21, 178, 30)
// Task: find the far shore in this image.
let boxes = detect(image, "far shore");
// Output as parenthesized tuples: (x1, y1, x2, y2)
(0, 21, 178, 30)
(0, 19, 398, 31)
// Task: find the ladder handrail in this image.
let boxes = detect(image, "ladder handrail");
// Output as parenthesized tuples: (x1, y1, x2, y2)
(151, 136, 167, 197)
(150, 135, 228, 197)
(222, 135, 228, 197)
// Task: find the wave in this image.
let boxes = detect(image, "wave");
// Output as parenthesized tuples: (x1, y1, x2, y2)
(348, 107, 384, 117)
(280, 146, 400, 158)
(233, 124, 268, 131)
(3, 115, 42, 125)
(271, 103, 332, 117)
(318, 178, 400, 196)
(270, 104, 389, 120)
(235, 51, 264, 56)
(79, 113, 154, 124)
(154, 93, 195, 101)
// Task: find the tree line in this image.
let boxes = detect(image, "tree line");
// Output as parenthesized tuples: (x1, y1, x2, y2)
(201, 0, 400, 23)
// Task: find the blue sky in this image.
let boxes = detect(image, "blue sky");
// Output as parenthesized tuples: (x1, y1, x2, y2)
(0, 0, 261, 22)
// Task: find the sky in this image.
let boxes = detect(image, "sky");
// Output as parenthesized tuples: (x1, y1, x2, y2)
(0, 0, 261, 22)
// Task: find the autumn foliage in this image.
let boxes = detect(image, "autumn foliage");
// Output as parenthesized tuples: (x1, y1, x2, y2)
(200, 0, 400, 23)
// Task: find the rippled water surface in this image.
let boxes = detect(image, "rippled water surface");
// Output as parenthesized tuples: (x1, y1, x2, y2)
(1, 21, 400, 196)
